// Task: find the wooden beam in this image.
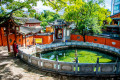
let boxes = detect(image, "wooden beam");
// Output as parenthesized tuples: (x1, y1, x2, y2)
(6, 24, 11, 52)
(25, 35, 26, 47)
(22, 35, 23, 47)
(33, 34, 35, 45)
(0, 27, 3, 46)
(15, 26, 17, 43)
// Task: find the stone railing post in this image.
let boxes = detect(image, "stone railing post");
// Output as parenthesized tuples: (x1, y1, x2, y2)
(96, 57, 99, 74)
(39, 53, 42, 68)
(75, 57, 78, 74)
(56, 55, 59, 71)
(115, 58, 119, 74)
(28, 54, 31, 63)
(118, 50, 120, 54)
(39, 53, 42, 58)
(65, 42, 66, 46)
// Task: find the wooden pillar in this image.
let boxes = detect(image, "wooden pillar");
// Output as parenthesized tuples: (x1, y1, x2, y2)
(33, 34, 35, 45)
(6, 24, 11, 52)
(0, 27, 3, 46)
(22, 35, 23, 47)
(15, 26, 17, 43)
(25, 35, 26, 47)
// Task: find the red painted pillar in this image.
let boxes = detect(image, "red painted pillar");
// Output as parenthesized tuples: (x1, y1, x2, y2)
(33, 34, 35, 45)
(0, 27, 3, 46)
(0, 27, 4, 46)
(22, 35, 23, 47)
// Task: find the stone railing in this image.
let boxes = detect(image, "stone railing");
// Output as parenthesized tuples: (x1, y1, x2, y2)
(18, 42, 120, 75)
(37, 42, 120, 54)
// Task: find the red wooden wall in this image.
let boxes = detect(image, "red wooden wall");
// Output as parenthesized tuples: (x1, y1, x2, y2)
(0, 34, 23, 46)
(71, 34, 120, 49)
(85, 36, 106, 45)
(70, 34, 84, 41)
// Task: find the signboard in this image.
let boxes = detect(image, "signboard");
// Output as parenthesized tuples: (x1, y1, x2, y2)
(35, 38, 42, 44)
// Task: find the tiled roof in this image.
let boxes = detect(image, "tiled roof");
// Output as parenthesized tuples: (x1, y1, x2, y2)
(49, 19, 66, 26)
(19, 26, 41, 35)
(26, 18, 42, 23)
(14, 17, 42, 24)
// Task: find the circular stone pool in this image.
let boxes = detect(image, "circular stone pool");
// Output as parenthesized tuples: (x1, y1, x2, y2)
(36, 49, 119, 63)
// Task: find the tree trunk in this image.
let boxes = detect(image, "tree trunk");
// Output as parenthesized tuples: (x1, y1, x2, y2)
(82, 29, 86, 42)
(83, 34, 86, 42)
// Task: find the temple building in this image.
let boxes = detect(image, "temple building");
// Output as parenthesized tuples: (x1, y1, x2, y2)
(14, 17, 42, 28)
(0, 15, 43, 52)
(49, 19, 71, 42)
(105, 12, 120, 38)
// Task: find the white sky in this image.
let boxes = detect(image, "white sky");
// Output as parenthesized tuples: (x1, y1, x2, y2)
(33, 0, 112, 14)
(1, 0, 112, 15)
(105, 0, 111, 11)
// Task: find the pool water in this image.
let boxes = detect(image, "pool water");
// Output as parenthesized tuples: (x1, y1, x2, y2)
(37, 49, 118, 63)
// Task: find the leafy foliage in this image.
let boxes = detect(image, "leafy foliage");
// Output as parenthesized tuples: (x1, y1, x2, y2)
(0, 0, 39, 17)
(0, 7, 7, 17)
(35, 10, 60, 28)
(64, 0, 111, 35)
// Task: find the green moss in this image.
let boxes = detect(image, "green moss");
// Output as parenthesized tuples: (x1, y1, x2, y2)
(39, 49, 117, 63)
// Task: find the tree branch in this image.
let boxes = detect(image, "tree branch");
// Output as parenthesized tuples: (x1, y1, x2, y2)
(2, 6, 24, 18)
(47, 0, 58, 9)
(47, 0, 66, 10)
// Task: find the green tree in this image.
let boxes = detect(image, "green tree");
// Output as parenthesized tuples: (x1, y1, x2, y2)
(35, 10, 60, 28)
(64, 0, 111, 42)
(40, 22, 48, 29)
(0, 0, 39, 17)
(0, 7, 7, 17)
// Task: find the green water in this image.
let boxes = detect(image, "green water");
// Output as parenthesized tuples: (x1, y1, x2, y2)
(39, 49, 117, 63)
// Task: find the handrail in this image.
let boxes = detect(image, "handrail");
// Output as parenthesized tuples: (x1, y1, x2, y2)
(18, 42, 120, 75)
(36, 42, 120, 54)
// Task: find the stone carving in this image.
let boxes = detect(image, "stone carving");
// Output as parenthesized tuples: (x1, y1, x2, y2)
(23, 55, 28, 61)
(101, 66, 113, 72)
(43, 62, 53, 69)
(31, 59, 38, 66)
(61, 65, 72, 71)
(104, 45, 108, 49)
(80, 66, 93, 72)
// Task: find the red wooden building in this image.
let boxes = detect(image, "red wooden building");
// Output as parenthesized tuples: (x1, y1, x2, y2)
(14, 17, 42, 28)
(105, 13, 120, 38)
(0, 16, 53, 52)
